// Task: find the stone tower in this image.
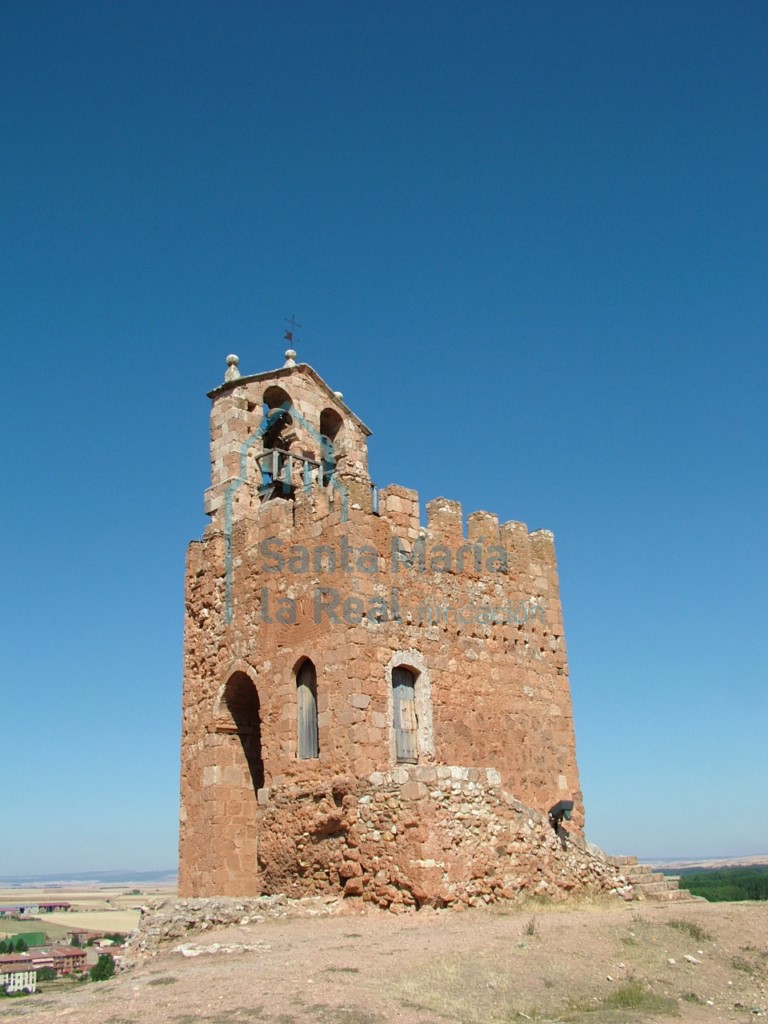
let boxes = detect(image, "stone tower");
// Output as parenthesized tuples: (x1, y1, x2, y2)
(179, 350, 596, 907)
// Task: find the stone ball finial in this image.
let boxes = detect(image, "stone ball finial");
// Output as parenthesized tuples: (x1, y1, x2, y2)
(224, 353, 241, 382)
(333, 391, 344, 401)
(284, 348, 297, 368)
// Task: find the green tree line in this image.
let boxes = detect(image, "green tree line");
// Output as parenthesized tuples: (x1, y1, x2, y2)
(676, 865, 768, 901)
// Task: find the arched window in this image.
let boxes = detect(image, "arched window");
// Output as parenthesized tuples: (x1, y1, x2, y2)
(222, 672, 264, 792)
(263, 385, 292, 410)
(319, 407, 343, 440)
(296, 659, 319, 759)
(260, 386, 295, 498)
(319, 408, 343, 487)
(392, 666, 418, 763)
(262, 407, 293, 451)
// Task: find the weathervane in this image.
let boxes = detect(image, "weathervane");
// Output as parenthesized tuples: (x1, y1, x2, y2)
(283, 314, 302, 367)
(284, 313, 302, 346)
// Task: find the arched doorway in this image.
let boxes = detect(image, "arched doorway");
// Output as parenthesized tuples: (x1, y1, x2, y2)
(222, 671, 264, 792)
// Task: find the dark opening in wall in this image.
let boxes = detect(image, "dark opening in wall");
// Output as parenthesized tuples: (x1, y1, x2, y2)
(223, 672, 265, 792)
(263, 385, 291, 410)
(320, 407, 343, 440)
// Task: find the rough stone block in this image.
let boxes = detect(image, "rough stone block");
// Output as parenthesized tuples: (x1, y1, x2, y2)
(401, 781, 428, 801)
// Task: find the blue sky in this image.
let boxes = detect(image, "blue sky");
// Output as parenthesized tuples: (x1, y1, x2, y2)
(1, 1, 766, 875)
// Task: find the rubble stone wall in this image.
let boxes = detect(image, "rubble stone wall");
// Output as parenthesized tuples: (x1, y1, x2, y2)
(257, 765, 627, 909)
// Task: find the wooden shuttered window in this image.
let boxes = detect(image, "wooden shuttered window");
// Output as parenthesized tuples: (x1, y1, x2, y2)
(392, 666, 418, 763)
(297, 660, 319, 759)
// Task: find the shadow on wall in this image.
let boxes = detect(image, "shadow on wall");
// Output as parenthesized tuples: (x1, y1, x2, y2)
(223, 672, 265, 792)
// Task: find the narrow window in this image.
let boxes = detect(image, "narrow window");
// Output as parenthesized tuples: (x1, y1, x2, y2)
(296, 659, 319, 759)
(392, 666, 418, 763)
(319, 408, 343, 486)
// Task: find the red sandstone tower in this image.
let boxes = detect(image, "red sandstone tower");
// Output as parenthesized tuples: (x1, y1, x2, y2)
(179, 349, 586, 904)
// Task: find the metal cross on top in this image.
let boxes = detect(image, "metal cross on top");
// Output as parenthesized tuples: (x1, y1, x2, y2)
(284, 313, 302, 345)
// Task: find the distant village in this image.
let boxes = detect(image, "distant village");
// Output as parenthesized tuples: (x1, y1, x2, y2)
(0, 901, 126, 995)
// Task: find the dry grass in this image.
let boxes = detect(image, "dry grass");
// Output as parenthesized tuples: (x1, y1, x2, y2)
(396, 948, 560, 1023)
(730, 946, 768, 978)
(396, 954, 681, 1022)
(580, 976, 679, 1016)
(664, 919, 712, 943)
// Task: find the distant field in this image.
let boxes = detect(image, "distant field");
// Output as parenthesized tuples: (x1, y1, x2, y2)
(0, 883, 175, 936)
(0, 909, 140, 937)
(0, 919, 71, 941)
(0, 884, 175, 905)
(44, 909, 140, 932)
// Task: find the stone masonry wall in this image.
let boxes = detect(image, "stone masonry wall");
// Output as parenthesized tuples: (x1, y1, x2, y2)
(257, 765, 628, 909)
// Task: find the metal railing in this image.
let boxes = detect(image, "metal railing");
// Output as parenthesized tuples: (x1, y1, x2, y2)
(255, 448, 324, 493)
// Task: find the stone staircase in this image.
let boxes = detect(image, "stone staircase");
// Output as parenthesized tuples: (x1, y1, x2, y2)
(608, 856, 702, 903)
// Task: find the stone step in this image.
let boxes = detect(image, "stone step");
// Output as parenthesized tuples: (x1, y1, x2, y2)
(608, 855, 639, 867)
(606, 854, 700, 903)
(625, 870, 678, 885)
(648, 888, 699, 902)
(633, 878, 704, 901)
(632, 880, 678, 895)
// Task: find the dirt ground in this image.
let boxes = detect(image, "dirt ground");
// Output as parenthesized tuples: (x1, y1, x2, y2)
(2, 898, 766, 1024)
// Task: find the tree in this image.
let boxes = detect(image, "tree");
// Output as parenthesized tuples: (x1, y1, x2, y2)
(37, 967, 56, 981)
(14, 938, 28, 952)
(90, 955, 115, 982)
(70, 933, 81, 947)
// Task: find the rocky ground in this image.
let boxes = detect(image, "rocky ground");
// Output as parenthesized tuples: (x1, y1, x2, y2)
(2, 896, 766, 1023)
